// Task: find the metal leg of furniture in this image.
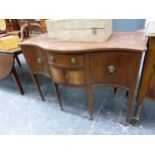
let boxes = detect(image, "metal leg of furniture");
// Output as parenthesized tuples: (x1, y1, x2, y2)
(15, 55, 22, 67)
(86, 85, 93, 120)
(52, 82, 63, 111)
(125, 90, 135, 125)
(11, 66, 24, 95)
(31, 74, 45, 101)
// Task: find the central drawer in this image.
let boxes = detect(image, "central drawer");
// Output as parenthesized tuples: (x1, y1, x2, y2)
(90, 52, 135, 88)
(47, 53, 85, 68)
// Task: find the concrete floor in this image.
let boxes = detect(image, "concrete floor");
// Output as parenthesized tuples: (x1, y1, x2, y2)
(0, 55, 155, 134)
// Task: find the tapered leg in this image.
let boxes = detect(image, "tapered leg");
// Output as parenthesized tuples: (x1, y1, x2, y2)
(31, 74, 45, 101)
(129, 94, 145, 126)
(126, 90, 135, 124)
(15, 55, 22, 67)
(86, 85, 93, 120)
(52, 82, 63, 110)
(11, 66, 24, 95)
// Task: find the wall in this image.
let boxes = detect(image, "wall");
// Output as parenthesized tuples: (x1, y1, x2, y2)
(112, 19, 146, 31)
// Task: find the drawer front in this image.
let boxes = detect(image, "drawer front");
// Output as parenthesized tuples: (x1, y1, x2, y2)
(90, 52, 137, 88)
(47, 53, 84, 67)
(22, 46, 50, 75)
(50, 67, 66, 84)
(49, 66, 86, 86)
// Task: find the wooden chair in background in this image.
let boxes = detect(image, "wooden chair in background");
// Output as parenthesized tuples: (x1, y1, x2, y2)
(0, 51, 24, 94)
(0, 19, 22, 67)
(0, 19, 45, 94)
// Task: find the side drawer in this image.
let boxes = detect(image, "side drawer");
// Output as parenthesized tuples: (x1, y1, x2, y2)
(22, 46, 50, 76)
(90, 52, 140, 88)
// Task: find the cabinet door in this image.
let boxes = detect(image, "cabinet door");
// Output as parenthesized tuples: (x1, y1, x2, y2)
(49, 67, 66, 84)
(49, 66, 86, 86)
(22, 46, 50, 76)
(65, 69, 85, 86)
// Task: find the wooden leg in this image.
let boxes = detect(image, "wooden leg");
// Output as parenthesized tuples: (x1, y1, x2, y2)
(126, 90, 135, 125)
(86, 85, 93, 120)
(31, 74, 45, 101)
(15, 55, 22, 67)
(11, 66, 24, 95)
(114, 87, 117, 94)
(135, 98, 144, 121)
(52, 82, 63, 110)
(129, 95, 145, 126)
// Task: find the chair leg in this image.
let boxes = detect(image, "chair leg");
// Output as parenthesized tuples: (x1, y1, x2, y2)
(31, 74, 45, 101)
(15, 55, 22, 67)
(11, 66, 24, 95)
(52, 82, 63, 110)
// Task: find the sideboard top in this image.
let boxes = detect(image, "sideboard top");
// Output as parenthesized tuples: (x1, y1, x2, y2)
(20, 30, 147, 53)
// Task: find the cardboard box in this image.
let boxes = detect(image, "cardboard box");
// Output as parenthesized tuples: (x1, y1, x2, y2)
(46, 19, 112, 42)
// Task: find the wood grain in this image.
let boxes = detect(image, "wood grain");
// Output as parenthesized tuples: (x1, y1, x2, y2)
(20, 31, 147, 52)
(20, 30, 146, 122)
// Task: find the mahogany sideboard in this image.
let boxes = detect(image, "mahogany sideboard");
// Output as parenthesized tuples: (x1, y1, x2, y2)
(19, 31, 146, 124)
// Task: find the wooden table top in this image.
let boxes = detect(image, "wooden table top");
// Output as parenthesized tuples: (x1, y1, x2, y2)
(19, 30, 148, 53)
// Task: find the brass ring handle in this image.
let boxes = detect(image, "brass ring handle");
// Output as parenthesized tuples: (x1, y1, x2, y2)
(107, 65, 116, 77)
(37, 58, 43, 65)
(70, 57, 77, 65)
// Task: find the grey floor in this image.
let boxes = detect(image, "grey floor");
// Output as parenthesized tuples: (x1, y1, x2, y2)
(0, 55, 155, 135)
